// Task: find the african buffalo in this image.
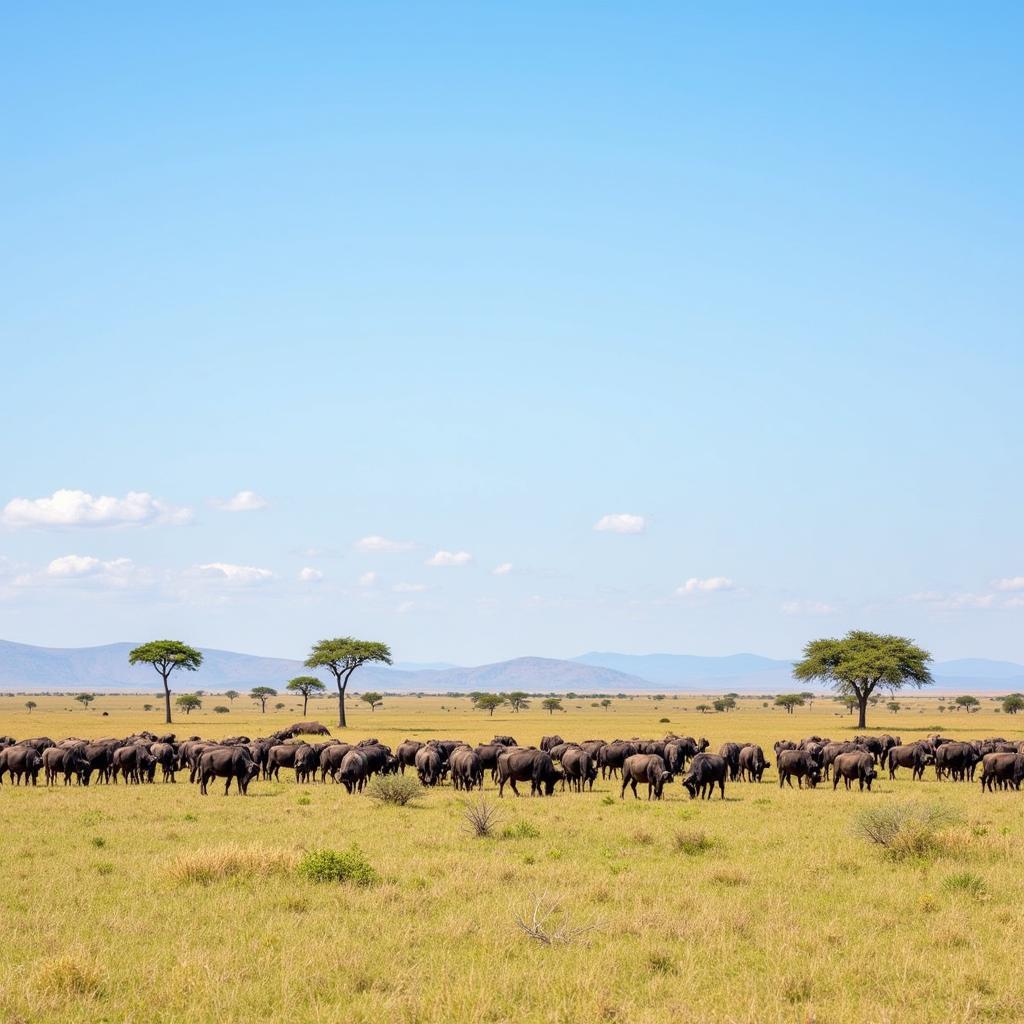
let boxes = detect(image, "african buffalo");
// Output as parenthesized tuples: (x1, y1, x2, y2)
(887, 743, 931, 781)
(738, 744, 770, 782)
(561, 746, 597, 792)
(199, 747, 259, 795)
(833, 751, 877, 791)
(337, 749, 369, 793)
(415, 745, 443, 786)
(496, 749, 563, 797)
(777, 749, 821, 789)
(450, 746, 484, 791)
(0, 746, 43, 785)
(682, 753, 728, 800)
(980, 752, 1024, 792)
(621, 753, 671, 800)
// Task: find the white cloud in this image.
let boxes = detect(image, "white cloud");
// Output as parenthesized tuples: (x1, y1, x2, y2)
(781, 599, 836, 616)
(355, 535, 415, 553)
(396, 601, 415, 614)
(908, 590, 996, 610)
(46, 555, 136, 581)
(677, 576, 735, 594)
(212, 490, 267, 512)
(993, 577, 1024, 592)
(197, 562, 273, 585)
(426, 550, 473, 567)
(393, 581, 427, 592)
(2, 489, 191, 528)
(593, 513, 646, 535)
(298, 567, 323, 583)
(492, 562, 513, 576)
(358, 571, 378, 587)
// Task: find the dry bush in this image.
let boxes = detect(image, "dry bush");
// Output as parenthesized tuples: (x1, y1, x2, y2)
(854, 802, 958, 858)
(513, 892, 599, 945)
(30, 956, 103, 998)
(167, 844, 297, 885)
(673, 828, 719, 856)
(462, 796, 501, 837)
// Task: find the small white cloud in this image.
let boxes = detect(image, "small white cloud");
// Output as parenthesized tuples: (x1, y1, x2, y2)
(393, 581, 427, 592)
(197, 562, 273, 584)
(396, 600, 415, 614)
(677, 576, 735, 594)
(781, 600, 836, 616)
(212, 490, 268, 512)
(358, 571, 378, 587)
(594, 513, 646, 535)
(426, 550, 473, 567)
(908, 590, 995, 610)
(2, 489, 191, 528)
(355, 535, 415, 553)
(298, 567, 323, 583)
(993, 576, 1024, 592)
(46, 554, 135, 580)
(492, 562, 513, 576)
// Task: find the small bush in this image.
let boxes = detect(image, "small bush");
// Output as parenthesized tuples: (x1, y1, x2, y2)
(659, 718, 670, 724)
(31, 956, 103, 997)
(462, 797, 501, 837)
(296, 795, 311, 806)
(673, 828, 718, 856)
(647, 952, 676, 975)
(297, 846, 378, 886)
(502, 819, 541, 839)
(708, 867, 749, 886)
(601, 795, 615, 806)
(366, 774, 422, 807)
(854, 801, 958, 858)
(168, 845, 297, 885)
(943, 871, 987, 900)
(90, 836, 106, 848)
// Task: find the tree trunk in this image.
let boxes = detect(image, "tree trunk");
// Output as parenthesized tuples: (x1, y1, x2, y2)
(302, 694, 308, 716)
(857, 694, 868, 729)
(163, 674, 172, 724)
(337, 678, 347, 728)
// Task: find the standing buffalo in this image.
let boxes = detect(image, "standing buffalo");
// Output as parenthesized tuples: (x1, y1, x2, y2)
(777, 750, 820, 789)
(980, 752, 1024, 792)
(561, 746, 597, 792)
(887, 743, 931, 781)
(682, 753, 728, 800)
(450, 746, 484, 791)
(833, 751, 877, 791)
(620, 754, 672, 800)
(199, 747, 259, 795)
(738, 744, 770, 782)
(496, 749, 563, 796)
(337, 750, 369, 793)
(415, 745, 443, 787)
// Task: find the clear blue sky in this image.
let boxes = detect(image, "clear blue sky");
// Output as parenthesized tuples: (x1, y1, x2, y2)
(2, 4, 1022, 664)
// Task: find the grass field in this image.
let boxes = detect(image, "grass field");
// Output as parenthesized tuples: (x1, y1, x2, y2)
(1, 691, 1021, 1024)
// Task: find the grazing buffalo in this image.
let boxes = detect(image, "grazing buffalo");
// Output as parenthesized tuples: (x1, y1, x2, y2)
(319, 743, 354, 783)
(496, 749, 563, 797)
(450, 746, 484, 791)
(833, 751, 877, 791)
(561, 746, 597, 793)
(491, 735, 518, 747)
(820, 742, 858, 780)
(337, 750, 369, 793)
(149, 742, 178, 782)
(980, 752, 1024, 792)
(396, 740, 424, 774)
(887, 743, 931, 781)
(620, 753, 671, 800)
(718, 743, 743, 782)
(113, 744, 155, 784)
(266, 743, 302, 781)
(287, 721, 331, 736)
(292, 744, 320, 784)
(777, 749, 821, 789)
(597, 740, 638, 779)
(199, 747, 259, 795)
(539, 735, 565, 753)
(682, 753, 728, 800)
(738, 744, 770, 783)
(934, 742, 980, 782)
(664, 738, 701, 775)
(42, 745, 90, 786)
(415, 745, 444, 787)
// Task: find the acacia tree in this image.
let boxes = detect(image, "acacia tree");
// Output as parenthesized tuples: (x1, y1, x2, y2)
(175, 694, 202, 715)
(305, 637, 392, 728)
(1001, 694, 1024, 715)
(774, 694, 804, 715)
(793, 630, 932, 729)
(474, 693, 506, 716)
(954, 695, 980, 713)
(285, 676, 326, 716)
(361, 691, 384, 712)
(506, 691, 530, 712)
(75, 693, 95, 709)
(128, 640, 203, 724)
(541, 697, 563, 715)
(250, 686, 276, 713)
(224, 690, 240, 704)
(25, 700, 36, 714)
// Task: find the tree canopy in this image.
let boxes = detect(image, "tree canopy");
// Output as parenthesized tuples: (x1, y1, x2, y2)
(75, 693, 94, 708)
(954, 694, 980, 713)
(305, 637, 392, 728)
(285, 675, 326, 715)
(792, 630, 932, 728)
(541, 697, 563, 715)
(473, 693, 506, 716)
(774, 694, 805, 714)
(506, 691, 530, 712)
(361, 691, 384, 711)
(175, 694, 202, 715)
(250, 686, 277, 712)
(128, 640, 203, 724)
(1000, 694, 1024, 715)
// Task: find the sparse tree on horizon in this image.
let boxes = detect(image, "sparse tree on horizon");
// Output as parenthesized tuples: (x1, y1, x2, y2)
(361, 691, 384, 712)
(25, 700, 36, 714)
(506, 691, 530, 712)
(793, 630, 932, 729)
(250, 686, 277, 713)
(542, 697, 563, 715)
(128, 640, 203, 724)
(286, 676, 327, 716)
(224, 690, 240, 703)
(954, 694, 980, 713)
(175, 694, 202, 715)
(474, 693, 506, 716)
(774, 694, 805, 715)
(75, 693, 95, 709)
(305, 637, 392, 728)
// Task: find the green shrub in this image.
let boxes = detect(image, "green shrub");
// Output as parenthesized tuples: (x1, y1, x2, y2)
(854, 801, 957, 858)
(296, 795, 311, 806)
(943, 871, 986, 899)
(502, 819, 541, 839)
(673, 828, 718, 856)
(297, 846, 378, 886)
(365, 774, 423, 807)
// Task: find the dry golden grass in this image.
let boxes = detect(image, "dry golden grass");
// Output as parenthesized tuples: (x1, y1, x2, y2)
(1, 691, 1022, 1023)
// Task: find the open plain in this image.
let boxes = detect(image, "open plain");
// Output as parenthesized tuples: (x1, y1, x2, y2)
(1, 692, 1022, 1024)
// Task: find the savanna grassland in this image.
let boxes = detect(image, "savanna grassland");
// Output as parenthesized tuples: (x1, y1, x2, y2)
(1, 692, 1022, 1024)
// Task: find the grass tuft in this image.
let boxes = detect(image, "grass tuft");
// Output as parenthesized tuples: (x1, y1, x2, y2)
(943, 871, 987, 900)
(296, 846, 378, 886)
(673, 828, 719, 856)
(462, 796, 501, 837)
(366, 774, 423, 806)
(30, 955, 103, 998)
(501, 819, 540, 840)
(167, 845, 297, 885)
(854, 801, 958, 858)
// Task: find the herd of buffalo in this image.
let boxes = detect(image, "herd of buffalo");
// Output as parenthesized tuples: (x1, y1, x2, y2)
(1, 724, 1022, 797)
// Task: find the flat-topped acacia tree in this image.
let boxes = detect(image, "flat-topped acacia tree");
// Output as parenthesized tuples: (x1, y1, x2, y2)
(128, 640, 203, 724)
(305, 637, 391, 728)
(285, 676, 326, 716)
(793, 630, 932, 729)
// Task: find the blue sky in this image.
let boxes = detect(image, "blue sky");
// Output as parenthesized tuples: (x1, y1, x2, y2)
(2, 4, 1022, 664)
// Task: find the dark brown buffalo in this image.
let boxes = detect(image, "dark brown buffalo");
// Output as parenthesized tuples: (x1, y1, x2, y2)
(546, 742, 573, 763)
(833, 751, 877, 791)
(19, 737, 55, 753)
(539, 735, 565, 753)
(292, 744, 320, 784)
(980, 752, 1024, 792)
(491, 735, 518, 746)
(561, 746, 596, 792)
(266, 743, 303, 781)
(597, 740, 638, 779)
(934, 742, 980, 782)
(415, 745, 443, 786)
(579, 739, 606, 762)
(357, 743, 397, 777)
(396, 740, 424, 773)
(820, 742, 858, 780)
(0, 746, 42, 785)
(199, 747, 259, 795)
(738, 744, 770, 782)
(777, 749, 821, 789)
(887, 743, 931, 781)
(42, 745, 90, 786)
(287, 721, 331, 736)
(337, 749, 369, 793)
(113, 744, 155, 784)
(664, 738, 701, 774)
(83, 743, 116, 783)
(450, 746, 484, 791)
(474, 742, 512, 781)
(319, 743, 354, 782)
(621, 753, 671, 800)
(496, 749, 563, 797)
(774, 740, 797, 759)
(718, 742, 743, 782)
(682, 753, 727, 800)
(637, 740, 668, 757)
(149, 742, 178, 782)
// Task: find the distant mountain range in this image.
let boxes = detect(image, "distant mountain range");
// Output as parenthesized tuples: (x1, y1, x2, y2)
(0, 639, 1021, 694)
